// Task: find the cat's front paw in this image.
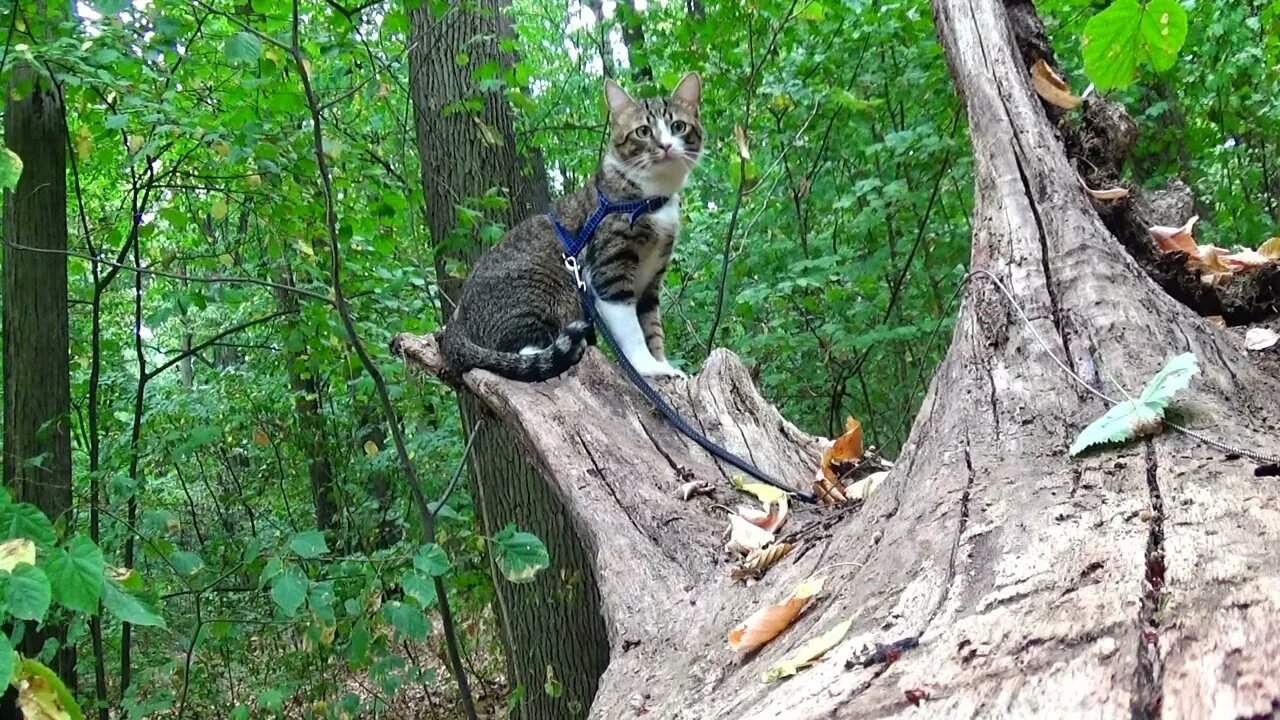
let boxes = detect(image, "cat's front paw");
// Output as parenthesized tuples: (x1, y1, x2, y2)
(638, 360, 687, 380)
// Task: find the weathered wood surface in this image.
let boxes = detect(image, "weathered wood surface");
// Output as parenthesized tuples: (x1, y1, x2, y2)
(393, 0, 1280, 716)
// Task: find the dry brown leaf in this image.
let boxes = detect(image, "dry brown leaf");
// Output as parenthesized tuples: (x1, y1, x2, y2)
(726, 514, 775, 555)
(1150, 215, 1199, 254)
(1245, 328, 1279, 351)
(1206, 315, 1226, 327)
(1191, 245, 1233, 285)
(728, 576, 825, 653)
(677, 480, 716, 500)
(1220, 249, 1272, 272)
(820, 416, 863, 484)
(734, 125, 751, 161)
(1258, 236, 1280, 260)
(1084, 184, 1129, 200)
(813, 472, 847, 505)
(251, 427, 270, 447)
(845, 470, 888, 501)
(737, 495, 790, 533)
(1030, 59, 1081, 109)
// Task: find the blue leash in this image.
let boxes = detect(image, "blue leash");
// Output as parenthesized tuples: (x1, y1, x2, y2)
(550, 188, 816, 504)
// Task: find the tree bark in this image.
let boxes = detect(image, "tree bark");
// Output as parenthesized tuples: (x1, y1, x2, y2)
(396, 0, 1280, 717)
(2, 60, 76, 685)
(408, 4, 598, 719)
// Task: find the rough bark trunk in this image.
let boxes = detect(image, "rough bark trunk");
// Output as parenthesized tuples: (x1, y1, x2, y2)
(395, 0, 1280, 717)
(408, 4, 599, 718)
(1, 60, 76, 684)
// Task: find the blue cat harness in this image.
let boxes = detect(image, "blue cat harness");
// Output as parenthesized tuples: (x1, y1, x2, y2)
(547, 187, 816, 503)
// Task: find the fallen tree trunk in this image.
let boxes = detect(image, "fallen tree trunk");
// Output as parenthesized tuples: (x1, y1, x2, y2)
(393, 0, 1280, 716)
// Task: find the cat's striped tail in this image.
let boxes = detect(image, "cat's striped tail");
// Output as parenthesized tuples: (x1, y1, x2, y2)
(441, 321, 591, 382)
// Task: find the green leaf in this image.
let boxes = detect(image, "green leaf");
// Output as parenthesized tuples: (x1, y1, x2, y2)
(0, 633, 12, 688)
(16, 657, 84, 720)
(347, 619, 370, 667)
(1070, 353, 1199, 456)
(289, 530, 329, 559)
(47, 536, 105, 614)
(7, 565, 51, 622)
(413, 543, 451, 577)
(225, 32, 263, 64)
(492, 525, 549, 584)
(1137, 352, 1199, 411)
(384, 601, 429, 641)
(169, 550, 204, 577)
(400, 570, 436, 608)
(270, 568, 308, 617)
(0, 148, 22, 192)
(101, 576, 166, 627)
(1082, 0, 1189, 92)
(0, 503, 56, 549)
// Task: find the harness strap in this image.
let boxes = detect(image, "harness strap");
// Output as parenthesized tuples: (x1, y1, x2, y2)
(548, 186, 816, 503)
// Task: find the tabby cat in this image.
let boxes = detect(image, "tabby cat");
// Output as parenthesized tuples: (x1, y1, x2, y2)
(440, 73, 703, 382)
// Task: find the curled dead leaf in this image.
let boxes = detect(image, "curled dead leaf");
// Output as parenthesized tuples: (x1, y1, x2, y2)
(1245, 327, 1279, 351)
(813, 472, 847, 505)
(734, 124, 751, 161)
(1083, 183, 1129, 200)
(820, 416, 863, 484)
(1220, 249, 1272, 272)
(1258, 237, 1280, 260)
(1149, 215, 1199, 254)
(737, 495, 789, 533)
(1029, 59, 1081, 109)
(677, 480, 716, 500)
(844, 471, 888, 501)
(725, 514, 775, 556)
(728, 576, 825, 653)
(733, 543, 794, 582)
(1206, 315, 1226, 327)
(0, 538, 36, 573)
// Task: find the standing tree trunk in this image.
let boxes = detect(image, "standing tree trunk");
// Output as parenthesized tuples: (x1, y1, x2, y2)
(407, 3, 604, 719)
(395, 0, 1280, 717)
(2, 57, 76, 687)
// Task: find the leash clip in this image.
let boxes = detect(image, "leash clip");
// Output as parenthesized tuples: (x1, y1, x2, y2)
(563, 254, 586, 290)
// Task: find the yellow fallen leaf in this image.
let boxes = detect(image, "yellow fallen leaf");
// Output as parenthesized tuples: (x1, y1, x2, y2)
(1083, 183, 1129, 200)
(762, 618, 853, 682)
(1205, 315, 1226, 327)
(1258, 237, 1280, 260)
(845, 470, 888, 501)
(735, 479, 787, 506)
(0, 539, 36, 573)
(728, 576, 825, 653)
(1029, 59, 1081, 109)
(1150, 215, 1199, 254)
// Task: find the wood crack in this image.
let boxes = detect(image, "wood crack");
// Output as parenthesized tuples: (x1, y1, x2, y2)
(577, 431, 649, 541)
(1133, 441, 1166, 719)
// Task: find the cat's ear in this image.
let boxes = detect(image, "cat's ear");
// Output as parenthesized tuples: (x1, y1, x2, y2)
(604, 79, 635, 117)
(671, 72, 701, 108)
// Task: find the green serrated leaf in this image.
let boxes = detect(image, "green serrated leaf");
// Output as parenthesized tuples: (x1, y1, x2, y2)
(347, 618, 371, 667)
(101, 576, 166, 627)
(0, 504, 56, 550)
(169, 550, 204, 577)
(492, 525, 550, 584)
(384, 601, 429, 641)
(0, 148, 23, 192)
(47, 536, 105, 614)
(1082, 0, 1189, 92)
(289, 530, 329, 559)
(413, 543, 451, 577)
(225, 32, 263, 64)
(7, 565, 51, 622)
(400, 570, 436, 608)
(1138, 352, 1199, 411)
(1070, 354, 1198, 456)
(270, 568, 308, 617)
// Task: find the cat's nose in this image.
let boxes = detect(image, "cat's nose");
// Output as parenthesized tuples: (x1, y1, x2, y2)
(660, 142, 674, 154)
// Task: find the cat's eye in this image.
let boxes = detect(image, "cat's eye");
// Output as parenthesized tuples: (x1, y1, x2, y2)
(635, 126, 652, 139)
(670, 120, 689, 134)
